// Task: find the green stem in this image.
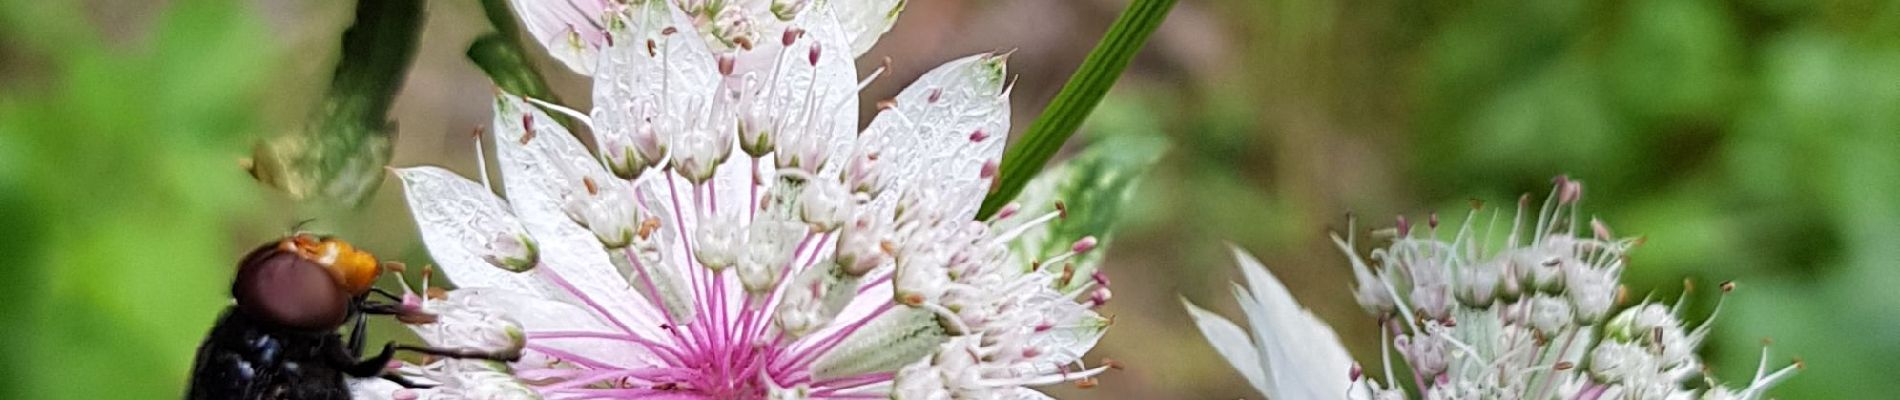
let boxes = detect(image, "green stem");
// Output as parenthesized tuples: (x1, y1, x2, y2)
(468, 33, 559, 102)
(468, 0, 572, 129)
(976, 0, 1177, 220)
(323, 0, 423, 127)
(247, 0, 422, 205)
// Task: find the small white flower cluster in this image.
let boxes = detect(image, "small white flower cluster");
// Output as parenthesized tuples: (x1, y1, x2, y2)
(1186, 178, 1801, 400)
(356, 1, 1119, 398)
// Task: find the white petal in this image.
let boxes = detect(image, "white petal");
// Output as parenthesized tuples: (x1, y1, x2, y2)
(1022, 285, 1109, 369)
(1005, 387, 1056, 400)
(1182, 297, 1270, 396)
(347, 378, 410, 400)
(491, 95, 671, 342)
(1227, 246, 1355, 400)
(591, 0, 721, 161)
(393, 166, 543, 295)
(510, 0, 611, 75)
(822, 0, 905, 56)
(861, 53, 1011, 221)
(449, 288, 662, 368)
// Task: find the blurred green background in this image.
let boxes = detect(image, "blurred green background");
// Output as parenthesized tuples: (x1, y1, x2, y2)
(3, 0, 1896, 398)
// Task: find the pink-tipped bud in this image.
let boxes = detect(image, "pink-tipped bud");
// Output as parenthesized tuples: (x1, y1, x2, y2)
(1089, 287, 1113, 308)
(1591, 218, 1613, 241)
(980, 160, 998, 179)
(782, 27, 803, 46)
(1092, 270, 1111, 287)
(995, 202, 1021, 220)
(519, 114, 537, 144)
(718, 54, 736, 76)
(1022, 347, 1043, 358)
(969, 129, 989, 142)
(401, 293, 424, 313)
(1556, 176, 1582, 205)
(1072, 236, 1099, 254)
(1428, 213, 1439, 229)
(1396, 215, 1411, 237)
(928, 88, 944, 103)
(1350, 363, 1364, 381)
(808, 43, 821, 66)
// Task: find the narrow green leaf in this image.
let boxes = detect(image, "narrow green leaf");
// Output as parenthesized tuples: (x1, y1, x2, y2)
(467, 0, 572, 129)
(975, 0, 1176, 220)
(476, 0, 525, 41)
(468, 34, 560, 101)
(247, 0, 422, 205)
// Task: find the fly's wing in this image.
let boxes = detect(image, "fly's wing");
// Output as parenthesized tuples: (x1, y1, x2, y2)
(187, 308, 351, 400)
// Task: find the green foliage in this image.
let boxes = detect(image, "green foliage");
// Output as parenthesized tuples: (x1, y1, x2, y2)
(249, 0, 422, 206)
(1004, 117, 1167, 291)
(1408, 2, 1900, 395)
(468, 34, 562, 103)
(468, 0, 570, 130)
(976, 0, 1176, 220)
(0, 0, 271, 397)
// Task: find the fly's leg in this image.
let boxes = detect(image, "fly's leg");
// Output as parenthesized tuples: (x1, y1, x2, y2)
(380, 372, 435, 389)
(394, 344, 523, 363)
(340, 343, 398, 378)
(346, 297, 370, 356)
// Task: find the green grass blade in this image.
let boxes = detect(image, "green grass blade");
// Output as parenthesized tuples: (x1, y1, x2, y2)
(976, 0, 1176, 220)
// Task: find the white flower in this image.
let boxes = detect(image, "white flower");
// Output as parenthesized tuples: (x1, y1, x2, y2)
(1187, 178, 1802, 400)
(515, 0, 905, 76)
(366, 1, 1114, 398)
(1180, 246, 1356, 400)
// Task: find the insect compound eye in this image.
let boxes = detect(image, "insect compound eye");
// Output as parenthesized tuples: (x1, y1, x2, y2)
(232, 242, 351, 331)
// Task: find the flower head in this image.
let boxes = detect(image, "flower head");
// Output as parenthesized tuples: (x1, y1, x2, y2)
(358, 1, 1113, 398)
(1185, 178, 1801, 400)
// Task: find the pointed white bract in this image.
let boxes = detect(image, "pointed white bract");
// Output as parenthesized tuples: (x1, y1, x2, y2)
(369, 2, 1116, 398)
(511, 0, 614, 75)
(1182, 247, 1353, 399)
(1187, 178, 1802, 400)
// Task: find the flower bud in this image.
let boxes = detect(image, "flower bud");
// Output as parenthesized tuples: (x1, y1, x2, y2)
(562, 179, 641, 249)
(771, 0, 811, 20)
(798, 179, 850, 232)
(1456, 260, 1503, 307)
(739, 220, 806, 293)
(1527, 294, 1573, 335)
(834, 216, 890, 276)
(1396, 331, 1449, 378)
(481, 232, 538, 272)
(1565, 265, 1616, 323)
(774, 259, 861, 337)
(844, 151, 885, 196)
(694, 212, 743, 271)
(595, 108, 667, 179)
(672, 126, 733, 184)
